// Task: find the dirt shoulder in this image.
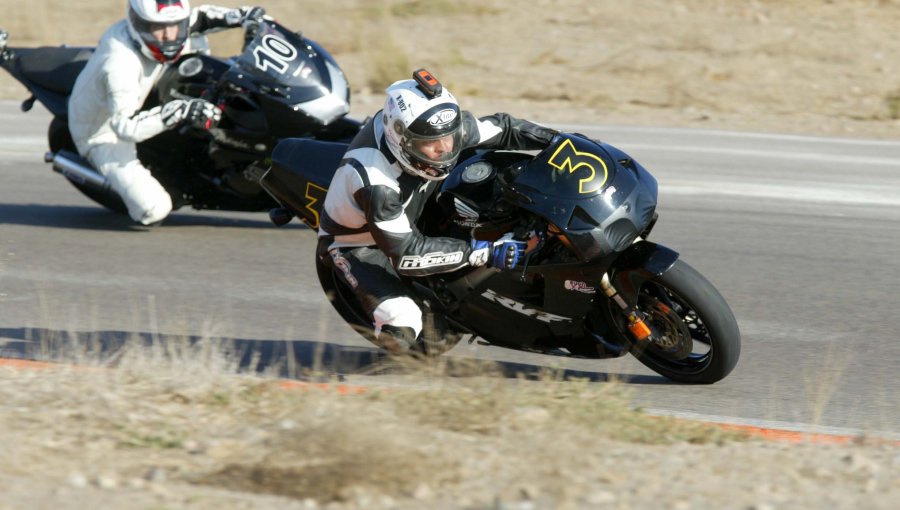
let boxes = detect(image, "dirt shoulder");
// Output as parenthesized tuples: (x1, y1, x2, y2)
(1, 357, 898, 510)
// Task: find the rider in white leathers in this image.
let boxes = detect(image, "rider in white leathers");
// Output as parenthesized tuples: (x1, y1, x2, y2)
(68, 0, 267, 225)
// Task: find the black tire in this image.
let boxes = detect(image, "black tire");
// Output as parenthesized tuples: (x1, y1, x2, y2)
(48, 117, 128, 214)
(610, 259, 741, 384)
(315, 257, 463, 356)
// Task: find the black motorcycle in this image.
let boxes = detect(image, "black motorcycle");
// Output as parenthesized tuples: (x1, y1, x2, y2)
(0, 20, 360, 216)
(259, 133, 741, 384)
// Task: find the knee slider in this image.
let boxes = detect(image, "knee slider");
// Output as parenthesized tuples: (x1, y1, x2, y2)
(376, 325, 418, 352)
(372, 297, 422, 351)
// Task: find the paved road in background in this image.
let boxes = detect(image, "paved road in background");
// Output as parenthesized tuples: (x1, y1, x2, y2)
(2, 101, 899, 438)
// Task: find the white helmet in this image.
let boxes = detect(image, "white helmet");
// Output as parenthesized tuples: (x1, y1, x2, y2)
(382, 69, 463, 181)
(126, 0, 191, 63)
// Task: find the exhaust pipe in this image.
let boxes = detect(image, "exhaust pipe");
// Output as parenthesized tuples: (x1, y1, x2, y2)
(45, 150, 109, 193)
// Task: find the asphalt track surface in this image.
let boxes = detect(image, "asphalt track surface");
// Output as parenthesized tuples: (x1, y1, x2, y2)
(2, 101, 899, 439)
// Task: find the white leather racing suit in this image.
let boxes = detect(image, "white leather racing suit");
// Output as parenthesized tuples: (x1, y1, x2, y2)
(317, 110, 557, 351)
(68, 5, 249, 224)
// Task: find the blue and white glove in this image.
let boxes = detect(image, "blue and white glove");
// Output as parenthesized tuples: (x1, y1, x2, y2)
(469, 233, 527, 270)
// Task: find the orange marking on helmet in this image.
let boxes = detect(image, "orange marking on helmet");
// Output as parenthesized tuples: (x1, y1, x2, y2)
(416, 69, 438, 86)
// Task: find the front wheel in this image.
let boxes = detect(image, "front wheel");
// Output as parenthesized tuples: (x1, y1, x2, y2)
(609, 259, 741, 384)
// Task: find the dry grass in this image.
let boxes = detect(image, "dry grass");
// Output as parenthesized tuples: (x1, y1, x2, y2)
(0, 339, 749, 506)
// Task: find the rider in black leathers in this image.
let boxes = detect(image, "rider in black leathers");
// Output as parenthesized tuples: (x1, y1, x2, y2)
(316, 69, 558, 352)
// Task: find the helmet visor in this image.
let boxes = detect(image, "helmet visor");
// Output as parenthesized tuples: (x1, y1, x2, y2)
(404, 130, 463, 173)
(129, 10, 189, 60)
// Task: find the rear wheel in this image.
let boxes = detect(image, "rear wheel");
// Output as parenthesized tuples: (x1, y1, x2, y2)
(609, 259, 740, 383)
(315, 258, 463, 356)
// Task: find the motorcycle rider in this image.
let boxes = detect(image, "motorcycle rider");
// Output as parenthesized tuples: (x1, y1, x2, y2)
(317, 69, 559, 353)
(68, 0, 268, 225)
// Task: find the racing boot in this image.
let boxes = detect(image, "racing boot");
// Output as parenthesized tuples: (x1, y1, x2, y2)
(376, 325, 418, 354)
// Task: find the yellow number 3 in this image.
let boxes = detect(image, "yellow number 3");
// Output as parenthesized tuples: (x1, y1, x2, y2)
(304, 182, 328, 229)
(547, 138, 609, 194)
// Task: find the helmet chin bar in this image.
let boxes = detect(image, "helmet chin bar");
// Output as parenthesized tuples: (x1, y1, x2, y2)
(145, 40, 184, 62)
(409, 158, 454, 181)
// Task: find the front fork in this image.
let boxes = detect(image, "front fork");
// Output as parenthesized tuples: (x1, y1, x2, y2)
(600, 273, 653, 342)
(601, 240, 680, 344)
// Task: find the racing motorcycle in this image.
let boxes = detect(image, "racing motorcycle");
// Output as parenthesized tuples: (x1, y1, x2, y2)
(259, 133, 741, 384)
(0, 20, 360, 216)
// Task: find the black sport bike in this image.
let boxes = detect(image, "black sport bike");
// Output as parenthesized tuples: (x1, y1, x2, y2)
(0, 20, 361, 216)
(259, 133, 741, 384)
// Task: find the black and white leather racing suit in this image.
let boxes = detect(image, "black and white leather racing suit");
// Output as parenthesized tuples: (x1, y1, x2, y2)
(68, 5, 253, 225)
(317, 110, 557, 351)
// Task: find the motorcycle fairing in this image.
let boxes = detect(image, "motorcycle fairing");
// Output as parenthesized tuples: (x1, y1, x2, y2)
(0, 45, 94, 116)
(435, 262, 605, 349)
(157, 53, 231, 104)
(506, 134, 659, 262)
(261, 138, 348, 228)
(13, 46, 93, 95)
(225, 22, 350, 134)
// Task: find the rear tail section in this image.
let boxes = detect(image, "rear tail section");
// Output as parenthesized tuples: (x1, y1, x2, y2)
(0, 38, 93, 116)
(259, 138, 348, 229)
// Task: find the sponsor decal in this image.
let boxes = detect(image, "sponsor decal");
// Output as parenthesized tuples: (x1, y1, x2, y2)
(480, 289, 572, 323)
(399, 251, 464, 270)
(330, 251, 358, 288)
(564, 280, 597, 294)
(453, 197, 479, 228)
(427, 108, 457, 127)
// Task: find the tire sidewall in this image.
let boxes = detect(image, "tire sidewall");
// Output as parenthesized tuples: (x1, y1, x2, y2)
(614, 259, 741, 384)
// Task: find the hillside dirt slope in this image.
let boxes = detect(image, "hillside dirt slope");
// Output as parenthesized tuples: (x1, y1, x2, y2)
(2, 0, 900, 140)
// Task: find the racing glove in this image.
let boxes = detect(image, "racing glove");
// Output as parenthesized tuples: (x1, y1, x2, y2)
(161, 98, 222, 130)
(469, 233, 528, 270)
(225, 6, 268, 29)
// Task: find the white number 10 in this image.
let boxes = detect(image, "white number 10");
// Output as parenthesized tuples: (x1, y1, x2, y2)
(252, 35, 297, 74)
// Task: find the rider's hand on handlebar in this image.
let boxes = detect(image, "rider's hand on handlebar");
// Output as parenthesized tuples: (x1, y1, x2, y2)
(223, 6, 267, 28)
(236, 6, 268, 30)
(469, 233, 528, 270)
(161, 99, 222, 130)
